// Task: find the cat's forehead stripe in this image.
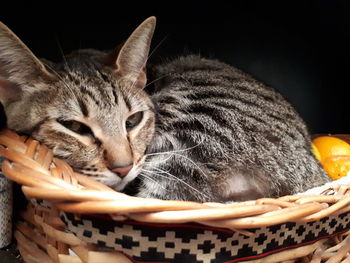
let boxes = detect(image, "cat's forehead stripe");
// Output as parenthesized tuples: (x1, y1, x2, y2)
(78, 98, 89, 117)
(63, 57, 145, 113)
(123, 94, 132, 111)
(112, 89, 119, 106)
(79, 85, 101, 106)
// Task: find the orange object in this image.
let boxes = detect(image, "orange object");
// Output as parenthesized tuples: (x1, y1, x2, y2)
(322, 156, 350, 180)
(312, 136, 350, 161)
(312, 136, 350, 180)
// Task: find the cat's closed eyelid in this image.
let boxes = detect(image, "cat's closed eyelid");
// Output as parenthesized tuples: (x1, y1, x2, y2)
(56, 119, 98, 141)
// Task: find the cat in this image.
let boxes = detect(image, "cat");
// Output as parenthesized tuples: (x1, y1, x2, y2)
(0, 17, 329, 202)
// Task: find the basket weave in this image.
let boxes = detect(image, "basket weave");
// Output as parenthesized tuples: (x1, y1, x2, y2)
(1, 129, 350, 263)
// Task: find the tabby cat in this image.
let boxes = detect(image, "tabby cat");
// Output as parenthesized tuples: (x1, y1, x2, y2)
(0, 17, 329, 202)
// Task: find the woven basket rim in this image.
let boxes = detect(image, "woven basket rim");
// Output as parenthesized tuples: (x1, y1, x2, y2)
(1, 129, 350, 230)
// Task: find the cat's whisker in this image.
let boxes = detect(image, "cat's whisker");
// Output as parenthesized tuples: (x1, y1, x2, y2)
(128, 36, 168, 93)
(144, 74, 170, 89)
(148, 150, 210, 181)
(126, 74, 171, 103)
(141, 169, 194, 195)
(141, 169, 178, 181)
(144, 139, 204, 157)
(172, 153, 209, 178)
(43, 62, 76, 97)
(144, 155, 173, 165)
(138, 173, 169, 192)
(144, 152, 175, 164)
(147, 35, 168, 60)
(54, 36, 71, 72)
(43, 63, 62, 80)
(144, 166, 208, 198)
(145, 167, 209, 198)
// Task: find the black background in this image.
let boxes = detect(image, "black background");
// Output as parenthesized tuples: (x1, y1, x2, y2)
(1, 0, 349, 133)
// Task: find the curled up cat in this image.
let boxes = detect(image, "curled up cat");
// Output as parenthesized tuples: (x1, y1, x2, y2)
(0, 17, 329, 203)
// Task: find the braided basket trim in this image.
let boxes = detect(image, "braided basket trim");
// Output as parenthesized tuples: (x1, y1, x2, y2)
(1, 129, 350, 230)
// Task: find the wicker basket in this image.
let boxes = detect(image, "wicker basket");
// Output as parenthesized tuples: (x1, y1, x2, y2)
(1, 129, 350, 263)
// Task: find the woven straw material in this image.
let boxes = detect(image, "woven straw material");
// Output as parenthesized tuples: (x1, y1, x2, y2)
(1, 129, 350, 263)
(0, 156, 12, 248)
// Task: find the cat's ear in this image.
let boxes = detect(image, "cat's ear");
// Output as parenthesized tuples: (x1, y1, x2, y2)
(106, 16, 156, 89)
(0, 22, 54, 105)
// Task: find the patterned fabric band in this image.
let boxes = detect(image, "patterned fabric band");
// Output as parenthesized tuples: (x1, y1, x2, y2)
(61, 211, 350, 263)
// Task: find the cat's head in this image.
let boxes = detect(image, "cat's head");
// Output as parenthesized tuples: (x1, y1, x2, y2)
(0, 17, 156, 190)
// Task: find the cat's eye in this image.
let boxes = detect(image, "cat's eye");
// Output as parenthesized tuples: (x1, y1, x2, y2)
(57, 119, 100, 145)
(125, 111, 143, 131)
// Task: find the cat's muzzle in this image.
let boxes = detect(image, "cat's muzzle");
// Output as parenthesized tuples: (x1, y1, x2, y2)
(111, 165, 133, 178)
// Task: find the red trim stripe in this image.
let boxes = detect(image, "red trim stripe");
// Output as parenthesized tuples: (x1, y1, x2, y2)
(86, 213, 235, 233)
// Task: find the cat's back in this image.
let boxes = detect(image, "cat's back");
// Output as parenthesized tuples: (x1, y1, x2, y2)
(142, 55, 328, 201)
(150, 55, 295, 111)
(149, 55, 309, 146)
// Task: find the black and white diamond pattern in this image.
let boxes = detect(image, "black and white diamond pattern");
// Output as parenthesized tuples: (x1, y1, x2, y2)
(61, 211, 350, 263)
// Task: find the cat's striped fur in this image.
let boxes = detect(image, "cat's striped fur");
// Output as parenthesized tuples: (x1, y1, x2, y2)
(136, 55, 329, 201)
(0, 17, 329, 202)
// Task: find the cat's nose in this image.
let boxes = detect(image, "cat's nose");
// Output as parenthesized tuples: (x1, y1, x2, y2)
(111, 165, 133, 178)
